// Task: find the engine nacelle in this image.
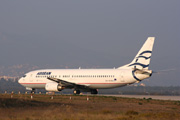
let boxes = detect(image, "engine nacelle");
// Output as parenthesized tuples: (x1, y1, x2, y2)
(45, 82, 64, 92)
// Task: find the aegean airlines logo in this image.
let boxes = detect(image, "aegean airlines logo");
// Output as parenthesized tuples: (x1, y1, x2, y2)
(37, 72, 51, 75)
(130, 50, 152, 81)
(129, 50, 152, 69)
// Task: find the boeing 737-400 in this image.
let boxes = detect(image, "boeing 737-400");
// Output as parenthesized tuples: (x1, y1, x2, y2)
(18, 37, 155, 94)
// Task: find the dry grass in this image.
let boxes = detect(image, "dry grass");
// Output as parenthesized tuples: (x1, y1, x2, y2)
(0, 94, 180, 120)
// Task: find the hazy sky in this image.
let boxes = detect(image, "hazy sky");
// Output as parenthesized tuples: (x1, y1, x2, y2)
(0, 1, 179, 86)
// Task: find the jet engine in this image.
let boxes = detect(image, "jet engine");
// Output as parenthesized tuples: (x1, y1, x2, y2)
(45, 82, 64, 92)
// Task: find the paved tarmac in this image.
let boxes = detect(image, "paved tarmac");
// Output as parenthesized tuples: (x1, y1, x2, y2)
(100, 94, 180, 101)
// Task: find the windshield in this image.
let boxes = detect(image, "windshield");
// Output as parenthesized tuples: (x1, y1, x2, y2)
(22, 75, 26, 78)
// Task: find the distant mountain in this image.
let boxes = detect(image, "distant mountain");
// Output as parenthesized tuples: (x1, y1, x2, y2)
(0, 64, 71, 77)
(0, 64, 101, 78)
(0, 64, 40, 77)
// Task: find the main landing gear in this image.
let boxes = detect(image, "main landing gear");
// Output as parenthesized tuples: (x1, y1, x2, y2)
(73, 90, 81, 94)
(73, 89, 98, 95)
(90, 89, 98, 94)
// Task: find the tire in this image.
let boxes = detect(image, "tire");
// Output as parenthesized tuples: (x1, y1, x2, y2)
(91, 89, 98, 94)
(73, 90, 80, 94)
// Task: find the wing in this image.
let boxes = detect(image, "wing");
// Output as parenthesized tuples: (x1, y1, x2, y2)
(47, 77, 89, 89)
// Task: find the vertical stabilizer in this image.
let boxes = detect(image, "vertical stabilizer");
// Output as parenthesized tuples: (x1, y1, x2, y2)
(119, 37, 155, 70)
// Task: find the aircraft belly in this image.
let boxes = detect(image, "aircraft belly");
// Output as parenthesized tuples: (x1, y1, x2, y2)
(88, 83, 126, 89)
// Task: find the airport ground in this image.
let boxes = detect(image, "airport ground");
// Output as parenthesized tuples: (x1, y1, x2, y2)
(100, 94, 180, 101)
(0, 94, 180, 120)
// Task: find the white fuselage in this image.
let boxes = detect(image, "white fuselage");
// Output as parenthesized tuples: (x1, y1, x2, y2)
(18, 68, 141, 89)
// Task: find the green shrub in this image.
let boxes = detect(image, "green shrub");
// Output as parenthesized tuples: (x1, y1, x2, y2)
(126, 110, 139, 115)
(138, 102, 143, 105)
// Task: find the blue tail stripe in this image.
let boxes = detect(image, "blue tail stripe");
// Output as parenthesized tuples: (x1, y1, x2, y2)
(137, 56, 151, 60)
(129, 63, 149, 68)
(132, 67, 141, 81)
(139, 50, 152, 55)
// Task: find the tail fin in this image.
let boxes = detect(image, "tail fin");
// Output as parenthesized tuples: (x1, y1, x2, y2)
(119, 37, 155, 70)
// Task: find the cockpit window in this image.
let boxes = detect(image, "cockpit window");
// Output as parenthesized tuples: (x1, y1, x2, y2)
(23, 75, 26, 78)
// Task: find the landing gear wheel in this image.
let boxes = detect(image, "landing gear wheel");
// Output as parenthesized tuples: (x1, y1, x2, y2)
(91, 89, 98, 94)
(73, 90, 80, 95)
(31, 88, 35, 94)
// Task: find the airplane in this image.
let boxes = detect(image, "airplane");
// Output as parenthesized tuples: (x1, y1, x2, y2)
(18, 37, 155, 94)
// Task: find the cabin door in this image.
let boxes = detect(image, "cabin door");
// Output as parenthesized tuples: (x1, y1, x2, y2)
(30, 74, 33, 82)
(120, 71, 125, 82)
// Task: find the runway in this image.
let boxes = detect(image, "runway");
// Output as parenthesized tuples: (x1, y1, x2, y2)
(100, 94, 180, 101)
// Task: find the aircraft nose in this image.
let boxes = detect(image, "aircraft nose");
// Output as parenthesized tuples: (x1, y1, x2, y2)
(18, 78, 22, 84)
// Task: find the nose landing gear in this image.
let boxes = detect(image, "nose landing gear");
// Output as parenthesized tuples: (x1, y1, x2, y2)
(73, 89, 98, 95)
(31, 88, 35, 94)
